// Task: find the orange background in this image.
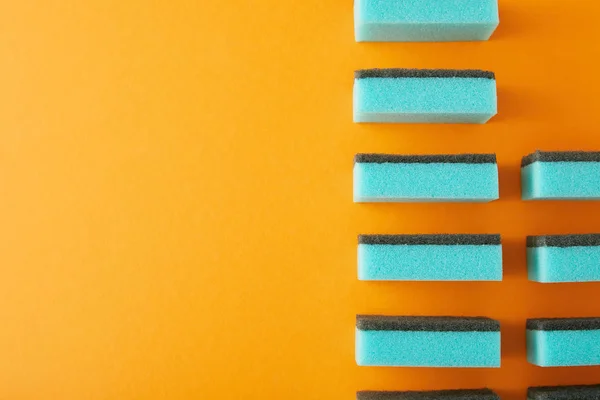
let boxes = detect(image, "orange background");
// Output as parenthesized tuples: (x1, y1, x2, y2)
(2, 1, 600, 398)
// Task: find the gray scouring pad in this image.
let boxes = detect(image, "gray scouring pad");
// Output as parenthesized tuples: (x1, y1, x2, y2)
(527, 317, 600, 331)
(357, 389, 500, 400)
(355, 69, 495, 80)
(359, 234, 501, 246)
(354, 153, 497, 164)
(527, 234, 600, 248)
(528, 384, 600, 400)
(357, 316, 500, 332)
(521, 150, 600, 167)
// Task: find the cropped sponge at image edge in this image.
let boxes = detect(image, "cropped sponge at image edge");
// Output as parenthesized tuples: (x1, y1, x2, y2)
(527, 318, 600, 367)
(355, 0, 499, 42)
(522, 151, 600, 200)
(527, 234, 600, 282)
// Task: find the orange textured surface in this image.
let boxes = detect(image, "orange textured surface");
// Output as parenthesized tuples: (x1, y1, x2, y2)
(2, 1, 600, 399)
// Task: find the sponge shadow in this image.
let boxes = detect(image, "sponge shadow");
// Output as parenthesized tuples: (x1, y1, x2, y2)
(527, 365, 600, 387)
(498, 164, 521, 201)
(523, 201, 600, 232)
(492, 2, 527, 41)
(501, 237, 526, 278)
(501, 320, 526, 359)
(360, 367, 500, 391)
(493, 86, 538, 123)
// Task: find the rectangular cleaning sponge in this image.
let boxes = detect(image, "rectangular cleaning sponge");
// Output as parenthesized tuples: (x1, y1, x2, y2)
(356, 315, 501, 367)
(354, 69, 497, 124)
(527, 234, 600, 283)
(527, 318, 600, 367)
(355, 0, 499, 42)
(358, 234, 502, 281)
(528, 384, 600, 400)
(358, 389, 500, 400)
(522, 151, 600, 200)
(353, 153, 499, 203)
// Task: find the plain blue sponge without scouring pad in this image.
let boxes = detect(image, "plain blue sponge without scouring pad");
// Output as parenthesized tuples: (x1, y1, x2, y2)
(353, 153, 499, 203)
(355, 0, 499, 42)
(522, 151, 600, 200)
(356, 315, 501, 367)
(358, 234, 502, 281)
(354, 69, 497, 124)
(527, 318, 600, 367)
(527, 234, 600, 283)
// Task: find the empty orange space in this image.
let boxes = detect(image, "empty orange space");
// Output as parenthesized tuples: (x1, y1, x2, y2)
(2, 1, 600, 399)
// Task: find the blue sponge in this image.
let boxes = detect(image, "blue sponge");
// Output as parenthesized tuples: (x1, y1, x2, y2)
(358, 234, 502, 281)
(356, 316, 501, 367)
(353, 153, 499, 203)
(528, 384, 600, 400)
(354, 69, 497, 124)
(527, 234, 600, 283)
(527, 318, 600, 367)
(355, 0, 499, 42)
(358, 389, 500, 400)
(522, 151, 600, 200)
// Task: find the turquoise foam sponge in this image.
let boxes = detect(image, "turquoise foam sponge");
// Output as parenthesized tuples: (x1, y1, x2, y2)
(353, 153, 499, 203)
(527, 234, 600, 283)
(358, 234, 502, 281)
(528, 384, 600, 400)
(358, 389, 500, 400)
(353, 69, 497, 124)
(355, 0, 499, 42)
(522, 151, 600, 200)
(356, 315, 501, 367)
(527, 318, 600, 367)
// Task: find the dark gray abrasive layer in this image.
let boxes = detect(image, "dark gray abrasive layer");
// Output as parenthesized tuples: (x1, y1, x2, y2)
(359, 234, 501, 246)
(355, 153, 497, 164)
(355, 69, 495, 80)
(357, 389, 499, 400)
(527, 318, 600, 331)
(521, 151, 600, 167)
(527, 234, 600, 248)
(528, 384, 600, 400)
(357, 316, 500, 332)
